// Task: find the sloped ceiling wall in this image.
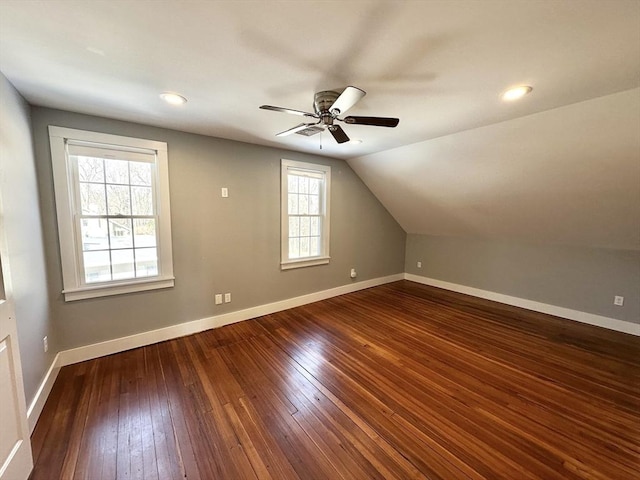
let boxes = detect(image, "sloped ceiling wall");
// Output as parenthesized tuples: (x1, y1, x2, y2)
(348, 88, 640, 251)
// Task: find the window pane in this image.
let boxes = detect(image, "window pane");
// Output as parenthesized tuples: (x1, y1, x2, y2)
(309, 194, 319, 215)
(129, 162, 152, 186)
(105, 159, 129, 184)
(300, 237, 310, 257)
(299, 194, 309, 215)
(109, 219, 133, 248)
(135, 248, 157, 277)
(310, 236, 319, 256)
(310, 217, 319, 236)
(77, 156, 104, 183)
(107, 185, 131, 215)
(288, 193, 298, 215)
(131, 186, 153, 215)
(289, 237, 299, 258)
(300, 217, 310, 236)
(111, 249, 135, 280)
(288, 174, 298, 193)
(288, 217, 299, 237)
(309, 178, 320, 195)
(80, 183, 106, 215)
(134, 219, 156, 247)
(81, 219, 109, 251)
(84, 250, 111, 283)
(298, 176, 309, 193)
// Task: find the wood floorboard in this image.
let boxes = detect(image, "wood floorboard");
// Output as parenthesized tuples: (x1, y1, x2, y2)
(29, 280, 640, 479)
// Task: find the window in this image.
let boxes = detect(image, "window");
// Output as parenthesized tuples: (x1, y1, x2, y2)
(281, 159, 331, 269)
(49, 126, 174, 301)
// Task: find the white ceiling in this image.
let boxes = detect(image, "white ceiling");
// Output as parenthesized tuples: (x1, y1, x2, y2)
(1, 0, 639, 249)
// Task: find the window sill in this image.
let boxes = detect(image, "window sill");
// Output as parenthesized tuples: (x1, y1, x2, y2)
(281, 256, 330, 270)
(62, 276, 175, 301)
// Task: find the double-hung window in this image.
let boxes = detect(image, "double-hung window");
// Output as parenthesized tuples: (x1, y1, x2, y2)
(49, 126, 174, 301)
(281, 159, 331, 269)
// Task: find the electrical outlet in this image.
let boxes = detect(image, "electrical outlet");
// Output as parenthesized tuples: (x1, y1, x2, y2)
(221, 187, 229, 198)
(417, 261, 422, 268)
(224, 293, 231, 303)
(350, 268, 357, 279)
(613, 296, 624, 306)
(215, 294, 223, 305)
(43, 336, 48, 353)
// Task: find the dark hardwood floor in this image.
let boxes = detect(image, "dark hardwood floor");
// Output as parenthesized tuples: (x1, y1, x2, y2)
(30, 281, 640, 479)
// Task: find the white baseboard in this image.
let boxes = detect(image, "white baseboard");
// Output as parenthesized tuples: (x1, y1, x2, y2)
(57, 273, 404, 367)
(405, 273, 640, 336)
(27, 353, 60, 434)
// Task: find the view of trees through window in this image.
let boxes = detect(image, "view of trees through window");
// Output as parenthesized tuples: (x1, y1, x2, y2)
(74, 155, 158, 283)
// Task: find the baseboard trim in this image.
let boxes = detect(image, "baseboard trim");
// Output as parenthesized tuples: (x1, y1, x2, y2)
(27, 353, 60, 434)
(57, 273, 404, 367)
(404, 273, 639, 336)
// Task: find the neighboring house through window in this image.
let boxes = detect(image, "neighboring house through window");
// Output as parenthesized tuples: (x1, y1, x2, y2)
(281, 159, 331, 269)
(49, 126, 174, 301)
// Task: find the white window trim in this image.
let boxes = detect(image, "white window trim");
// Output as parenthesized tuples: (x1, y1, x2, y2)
(281, 159, 331, 270)
(49, 126, 174, 301)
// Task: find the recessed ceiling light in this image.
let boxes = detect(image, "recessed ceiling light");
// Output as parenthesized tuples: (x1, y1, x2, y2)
(160, 92, 187, 105)
(501, 85, 532, 101)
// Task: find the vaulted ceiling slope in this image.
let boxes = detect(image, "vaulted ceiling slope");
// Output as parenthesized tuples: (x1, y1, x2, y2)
(0, 1, 638, 250)
(348, 88, 640, 251)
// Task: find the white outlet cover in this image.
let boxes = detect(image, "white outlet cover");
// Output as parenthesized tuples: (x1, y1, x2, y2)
(613, 296, 624, 306)
(215, 294, 223, 305)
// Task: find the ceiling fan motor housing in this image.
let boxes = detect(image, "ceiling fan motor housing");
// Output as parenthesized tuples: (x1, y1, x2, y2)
(314, 90, 340, 125)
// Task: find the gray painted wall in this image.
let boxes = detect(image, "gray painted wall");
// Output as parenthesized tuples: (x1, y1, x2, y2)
(405, 234, 640, 325)
(30, 107, 406, 351)
(0, 74, 55, 404)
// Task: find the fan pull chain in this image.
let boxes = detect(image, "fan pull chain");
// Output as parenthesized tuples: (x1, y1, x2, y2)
(319, 130, 322, 150)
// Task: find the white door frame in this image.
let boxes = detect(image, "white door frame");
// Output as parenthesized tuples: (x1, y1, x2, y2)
(0, 216, 34, 479)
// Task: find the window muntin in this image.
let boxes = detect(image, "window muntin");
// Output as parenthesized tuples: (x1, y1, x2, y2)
(281, 160, 330, 269)
(49, 127, 174, 301)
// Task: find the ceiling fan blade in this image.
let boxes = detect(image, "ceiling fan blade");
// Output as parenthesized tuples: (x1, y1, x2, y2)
(260, 105, 317, 118)
(329, 86, 366, 115)
(343, 116, 399, 127)
(328, 125, 350, 144)
(276, 123, 316, 137)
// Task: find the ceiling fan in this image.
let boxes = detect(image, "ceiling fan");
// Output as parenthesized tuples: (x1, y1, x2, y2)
(260, 86, 399, 144)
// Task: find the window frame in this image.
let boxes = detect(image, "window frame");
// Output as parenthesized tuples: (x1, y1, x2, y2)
(281, 159, 331, 270)
(49, 126, 174, 301)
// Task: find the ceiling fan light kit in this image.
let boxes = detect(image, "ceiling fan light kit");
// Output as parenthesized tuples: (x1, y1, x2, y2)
(260, 86, 399, 144)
